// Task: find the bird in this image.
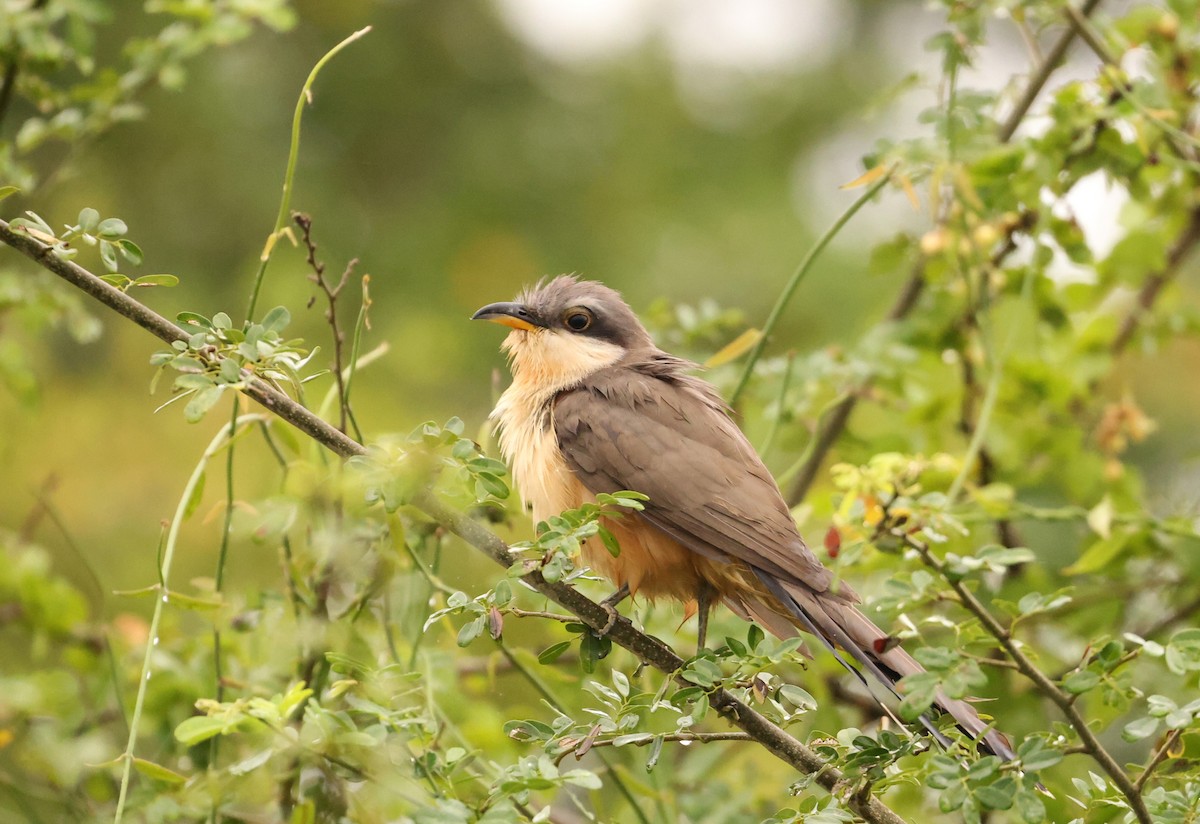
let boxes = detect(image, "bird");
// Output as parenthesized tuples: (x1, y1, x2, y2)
(472, 275, 1014, 760)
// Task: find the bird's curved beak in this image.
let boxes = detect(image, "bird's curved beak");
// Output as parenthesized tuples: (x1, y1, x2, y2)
(471, 301, 547, 331)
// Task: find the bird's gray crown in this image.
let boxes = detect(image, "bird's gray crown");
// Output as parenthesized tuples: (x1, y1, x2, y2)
(519, 275, 654, 350)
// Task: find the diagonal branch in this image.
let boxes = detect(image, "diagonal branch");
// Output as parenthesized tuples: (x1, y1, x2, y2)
(903, 530, 1151, 824)
(0, 218, 909, 824)
(1110, 207, 1200, 356)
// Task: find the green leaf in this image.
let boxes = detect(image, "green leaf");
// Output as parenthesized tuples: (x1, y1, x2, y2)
(537, 641, 572, 665)
(457, 617, 483, 647)
(1016, 739, 1062, 772)
(178, 311, 213, 329)
(967, 756, 1000, 781)
(99, 240, 118, 272)
(133, 274, 178, 288)
(778, 684, 817, 710)
(474, 472, 508, 499)
(1166, 628, 1200, 675)
(131, 757, 187, 785)
(974, 777, 1016, 810)
(183, 470, 206, 519)
(1122, 716, 1159, 742)
(96, 217, 128, 239)
(229, 748, 274, 776)
(1014, 789, 1045, 824)
(1062, 670, 1100, 694)
(898, 672, 939, 720)
(174, 715, 234, 746)
(262, 305, 290, 333)
(184, 386, 225, 423)
(77, 207, 99, 233)
(747, 624, 764, 651)
(117, 238, 144, 265)
(597, 526, 621, 558)
(1063, 533, 1130, 576)
(0, 185, 20, 203)
(562, 769, 602, 790)
(914, 646, 958, 670)
(99, 274, 133, 290)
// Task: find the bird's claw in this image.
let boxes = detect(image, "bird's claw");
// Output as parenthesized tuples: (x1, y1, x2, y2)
(593, 583, 630, 637)
(596, 601, 621, 637)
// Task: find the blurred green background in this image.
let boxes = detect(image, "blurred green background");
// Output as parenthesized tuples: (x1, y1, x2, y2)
(1, 0, 1196, 615)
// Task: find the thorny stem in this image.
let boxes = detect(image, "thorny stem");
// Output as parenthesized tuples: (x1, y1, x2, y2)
(0, 220, 911, 824)
(295, 212, 357, 435)
(904, 532, 1152, 824)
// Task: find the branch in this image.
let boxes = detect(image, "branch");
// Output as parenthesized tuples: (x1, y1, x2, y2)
(902, 530, 1151, 824)
(1134, 729, 1180, 792)
(1110, 207, 1200, 356)
(785, 0, 1102, 507)
(0, 219, 910, 824)
(996, 0, 1105, 142)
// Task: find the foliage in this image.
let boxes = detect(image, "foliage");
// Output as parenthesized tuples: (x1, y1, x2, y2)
(3, 1, 1200, 823)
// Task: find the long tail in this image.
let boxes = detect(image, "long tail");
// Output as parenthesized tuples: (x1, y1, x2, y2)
(733, 569, 1015, 761)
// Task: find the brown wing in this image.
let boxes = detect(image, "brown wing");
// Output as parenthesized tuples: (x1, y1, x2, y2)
(554, 359, 843, 595)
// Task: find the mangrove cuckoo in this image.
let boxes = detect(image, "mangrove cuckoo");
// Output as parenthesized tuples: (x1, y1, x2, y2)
(473, 275, 1013, 759)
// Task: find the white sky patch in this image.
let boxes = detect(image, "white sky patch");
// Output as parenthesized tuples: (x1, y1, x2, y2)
(662, 0, 845, 72)
(494, 0, 846, 74)
(493, 0, 653, 63)
(1061, 171, 1129, 260)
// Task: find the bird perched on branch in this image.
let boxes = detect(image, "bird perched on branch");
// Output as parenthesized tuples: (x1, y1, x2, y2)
(473, 275, 1013, 760)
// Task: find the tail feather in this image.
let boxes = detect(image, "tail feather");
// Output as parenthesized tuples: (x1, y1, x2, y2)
(748, 568, 1014, 761)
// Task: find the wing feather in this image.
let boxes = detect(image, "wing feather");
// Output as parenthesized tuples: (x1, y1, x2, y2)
(554, 360, 844, 596)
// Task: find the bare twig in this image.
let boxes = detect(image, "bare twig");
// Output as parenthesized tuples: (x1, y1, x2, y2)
(507, 608, 580, 624)
(294, 212, 357, 435)
(0, 218, 910, 824)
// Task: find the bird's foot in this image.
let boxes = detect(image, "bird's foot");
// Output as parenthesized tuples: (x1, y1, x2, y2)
(595, 583, 630, 637)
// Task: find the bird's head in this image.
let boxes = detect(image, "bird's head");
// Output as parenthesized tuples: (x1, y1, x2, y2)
(472, 275, 653, 389)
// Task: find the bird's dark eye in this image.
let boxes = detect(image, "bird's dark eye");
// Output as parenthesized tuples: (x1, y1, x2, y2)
(563, 308, 593, 332)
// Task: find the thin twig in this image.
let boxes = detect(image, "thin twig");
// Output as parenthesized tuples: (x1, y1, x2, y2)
(1134, 729, 1180, 792)
(508, 608, 580, 624)
(294, 212, 357, 434)
(1110, 208, 1200, 356)
(730, 171, 892, 407)
(997, 0, 1104, 142)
